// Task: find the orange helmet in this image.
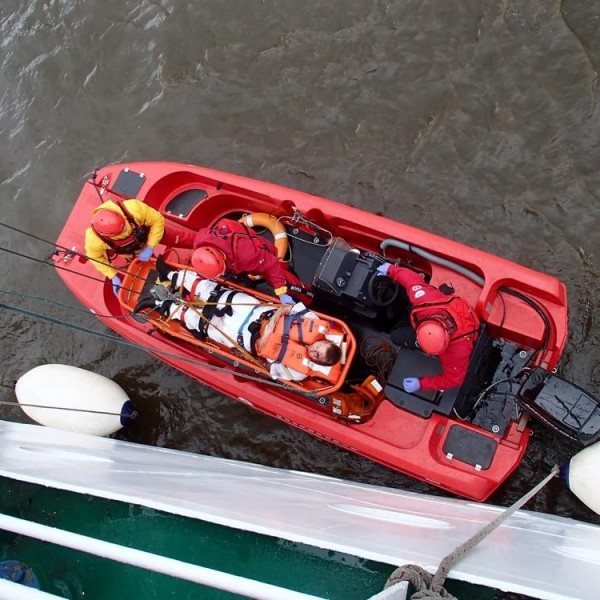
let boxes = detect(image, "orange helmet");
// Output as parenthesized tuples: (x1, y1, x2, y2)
(191, 246, 226, 278)
(416, 319, 450, 355)
(91, 210, 126, 237)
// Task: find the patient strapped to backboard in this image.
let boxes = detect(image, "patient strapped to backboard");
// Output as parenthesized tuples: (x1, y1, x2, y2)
(118, 257, 355, 395)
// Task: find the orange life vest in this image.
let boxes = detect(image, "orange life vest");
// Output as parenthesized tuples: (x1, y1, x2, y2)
(257, 310, 343, 383)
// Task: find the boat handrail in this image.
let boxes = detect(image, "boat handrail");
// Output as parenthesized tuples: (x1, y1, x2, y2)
(0, 512, 324, 600)
(0, 577, 61, 599)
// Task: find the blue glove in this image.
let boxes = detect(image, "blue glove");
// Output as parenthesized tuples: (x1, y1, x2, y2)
(138, 246, 154, 262)
(111, 275, 121, 297)
(376, 262, 392, 277)
(278, 293, 295, 305)
(403, 377, 420, 393)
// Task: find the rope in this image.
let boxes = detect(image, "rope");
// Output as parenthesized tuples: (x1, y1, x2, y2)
(384, 465, 560, 598)
(140, 271, 280, 370)
(0, 222, 142, 281)
(0, 399, 135, 419)
(0, 287, 139, 321)
(0, 246, 142, 298)
(0, 245, 302, 394)
(360, 335, 397, 382)
(170, 298, 268, 370)
(385, 565, 456, 599)
(0, 300, 296, 393)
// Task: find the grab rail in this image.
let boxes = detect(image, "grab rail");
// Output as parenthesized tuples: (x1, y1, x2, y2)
(0, 512, 323, 600)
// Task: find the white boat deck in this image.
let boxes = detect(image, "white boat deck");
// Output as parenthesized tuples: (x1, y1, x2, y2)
(0, 421, 598, 600)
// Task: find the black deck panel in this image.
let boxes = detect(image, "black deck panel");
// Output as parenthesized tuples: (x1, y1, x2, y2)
(165, 189, 208, 217)
(442, 425, 498, 470)
(384, 348, 447, 417)
(112, 169, 146, 199)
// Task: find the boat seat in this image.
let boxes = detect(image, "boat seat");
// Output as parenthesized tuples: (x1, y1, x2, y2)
(384, 325, 491, 419)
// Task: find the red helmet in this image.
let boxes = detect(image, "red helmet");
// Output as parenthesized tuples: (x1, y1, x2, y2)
(416, 319, 450, 355)
(191, 246, 226, 278)
(91, 210, 126, 237)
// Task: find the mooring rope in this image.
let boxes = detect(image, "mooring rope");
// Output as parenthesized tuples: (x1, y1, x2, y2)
(384, 465, 560, 598)
(385, 564, 455, 599)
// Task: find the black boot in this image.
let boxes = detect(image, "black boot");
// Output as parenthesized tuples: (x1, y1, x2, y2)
(155, 254, 172, 281)
(133, 297, 157, 314)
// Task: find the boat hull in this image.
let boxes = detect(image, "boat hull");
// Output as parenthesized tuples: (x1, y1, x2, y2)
(54, 162, 570, 501)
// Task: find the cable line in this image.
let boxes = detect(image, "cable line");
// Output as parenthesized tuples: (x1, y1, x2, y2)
(0, 400, 135, 419)
(0, 220, 147, 282)
(0, 300, 295, 393)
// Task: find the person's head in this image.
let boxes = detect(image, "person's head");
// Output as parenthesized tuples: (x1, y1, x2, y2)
(416, 319, 450, 355)
(191, 246, 226, 278)
(91, 210, 127, 238)
(307, 340, 341, 366)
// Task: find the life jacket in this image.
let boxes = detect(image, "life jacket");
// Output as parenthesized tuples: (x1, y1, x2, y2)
(91, 200, 149, 254)
(211, 219, 277, 269)
(257, 309, 343, 383)
(410, 296, 479, 345)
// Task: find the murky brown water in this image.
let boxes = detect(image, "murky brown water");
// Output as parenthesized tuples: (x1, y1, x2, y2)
(1, 0, 600, 572)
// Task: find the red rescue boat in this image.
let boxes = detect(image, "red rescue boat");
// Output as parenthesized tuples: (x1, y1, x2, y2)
(53, 162, 600, 501)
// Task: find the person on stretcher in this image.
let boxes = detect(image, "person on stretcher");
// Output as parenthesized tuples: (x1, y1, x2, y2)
(147, 266, 342, 382)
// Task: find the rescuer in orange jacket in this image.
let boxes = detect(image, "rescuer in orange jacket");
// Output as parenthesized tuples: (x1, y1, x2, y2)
(85, 199, 195, 296)
(191, 218, 307, 305)
(377, 262, 480, 392)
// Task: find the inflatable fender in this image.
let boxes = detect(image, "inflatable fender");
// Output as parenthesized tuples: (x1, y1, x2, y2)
(562, 441, 600, 515)
(0, 560, 40, 589)
(15, 364, 135, 437)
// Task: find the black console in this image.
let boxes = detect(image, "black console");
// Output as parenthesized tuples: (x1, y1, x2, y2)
(311, 238, 399, 319)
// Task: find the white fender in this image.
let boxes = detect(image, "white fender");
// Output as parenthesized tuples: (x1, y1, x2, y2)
(15, 364, 134, 437)
(564, 441, 600, 515)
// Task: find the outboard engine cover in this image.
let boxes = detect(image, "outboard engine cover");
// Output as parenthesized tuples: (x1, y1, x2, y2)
(517, 367, 600, 446)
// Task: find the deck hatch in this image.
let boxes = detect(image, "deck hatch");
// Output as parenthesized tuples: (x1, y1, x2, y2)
(112, 169, 146, 198)
(165, 189, 208, 217)
(443, 425, 497, 470)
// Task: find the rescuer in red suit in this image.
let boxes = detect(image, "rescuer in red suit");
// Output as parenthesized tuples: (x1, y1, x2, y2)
(377, 262, 480, 392)
(192, 218, 307, 304)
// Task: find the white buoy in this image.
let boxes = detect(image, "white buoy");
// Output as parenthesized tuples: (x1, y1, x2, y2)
(562, 441, 600, 515)
(15, 364, 135, 437)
